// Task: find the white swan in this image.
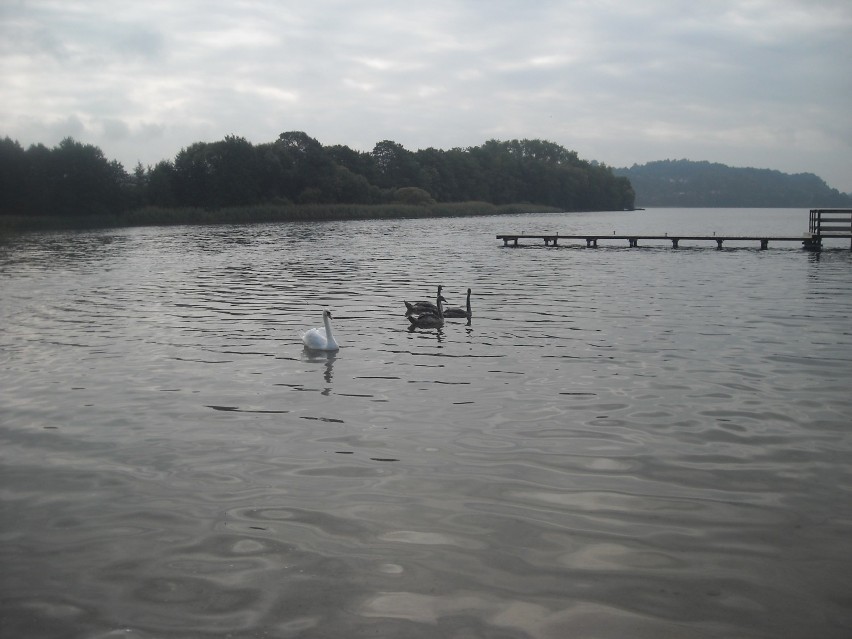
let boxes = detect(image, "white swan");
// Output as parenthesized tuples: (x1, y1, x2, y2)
(301, 310, 339, 351)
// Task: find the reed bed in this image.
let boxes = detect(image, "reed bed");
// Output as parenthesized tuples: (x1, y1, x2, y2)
(0, 202, 559, 234)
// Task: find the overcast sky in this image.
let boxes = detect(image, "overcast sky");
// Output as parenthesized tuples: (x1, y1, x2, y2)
(2, 0, 851, 191)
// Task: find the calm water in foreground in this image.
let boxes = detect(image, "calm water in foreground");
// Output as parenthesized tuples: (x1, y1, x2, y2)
(1, 208, 851, 638)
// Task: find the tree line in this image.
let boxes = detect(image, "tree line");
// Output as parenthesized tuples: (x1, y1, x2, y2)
(614, 159, 852, 208)
(0, 132, 635, 218)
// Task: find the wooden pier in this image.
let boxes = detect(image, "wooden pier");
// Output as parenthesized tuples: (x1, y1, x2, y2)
(497, 209, 852, 250)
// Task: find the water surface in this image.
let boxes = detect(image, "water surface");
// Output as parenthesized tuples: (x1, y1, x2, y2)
(2, 208, 851, 638)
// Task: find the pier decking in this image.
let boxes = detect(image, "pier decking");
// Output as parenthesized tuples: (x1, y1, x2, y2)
(497, 209, 852, 250)
(496, 233, 818, 249)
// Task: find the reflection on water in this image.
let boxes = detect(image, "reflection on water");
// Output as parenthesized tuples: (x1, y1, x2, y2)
(1, 209, 852, 638)
(300, 348, 337, 387)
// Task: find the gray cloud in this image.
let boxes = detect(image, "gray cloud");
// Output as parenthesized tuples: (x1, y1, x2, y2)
(2, 0, 850, 190)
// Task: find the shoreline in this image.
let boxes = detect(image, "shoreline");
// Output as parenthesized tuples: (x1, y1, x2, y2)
(0, 202, 565, 234)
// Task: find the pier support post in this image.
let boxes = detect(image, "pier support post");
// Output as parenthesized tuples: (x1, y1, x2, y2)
(585, 238, 597, 248)
(760, 239, 769, 250)
(629, 238, 638, 247)
(671, 238, 679, 248)
(802, 237, 822, 251)
(716, 239, 724, 250)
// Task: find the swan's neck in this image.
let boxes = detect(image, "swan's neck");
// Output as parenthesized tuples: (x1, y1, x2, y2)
(466, 290, 471, 313)
(323, 313, 338, 347)
(437, 297, 444, 318)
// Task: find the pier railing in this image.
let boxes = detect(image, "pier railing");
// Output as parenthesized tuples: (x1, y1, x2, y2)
(809, 209, 852, 236)
(498, 209, 852, 250)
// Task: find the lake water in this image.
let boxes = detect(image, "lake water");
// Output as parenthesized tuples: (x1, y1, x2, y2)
(1, 208, 851, 638)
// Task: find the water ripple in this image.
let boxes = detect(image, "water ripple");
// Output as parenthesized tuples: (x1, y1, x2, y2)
(2, 211, 852, 638)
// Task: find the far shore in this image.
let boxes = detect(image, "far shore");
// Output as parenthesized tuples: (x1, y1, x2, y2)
(0, 202, 567, 234)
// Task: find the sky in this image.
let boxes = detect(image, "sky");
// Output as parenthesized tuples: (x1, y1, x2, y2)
(2, 0, 851, 192)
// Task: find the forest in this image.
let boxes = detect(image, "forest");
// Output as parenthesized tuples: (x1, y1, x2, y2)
(0, 132, 635, 220)
(615, 159, 852, 208)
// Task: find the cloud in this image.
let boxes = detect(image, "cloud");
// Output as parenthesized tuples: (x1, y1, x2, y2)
(1, 0, 850, 190)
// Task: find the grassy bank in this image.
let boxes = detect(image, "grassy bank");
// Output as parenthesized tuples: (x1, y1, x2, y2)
(0, 201, 561, 234)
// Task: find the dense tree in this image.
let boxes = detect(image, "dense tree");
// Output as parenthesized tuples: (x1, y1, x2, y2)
(440, 147, 489, 202)
(274, 131, 337, 202)
(326, 144, 373, 177)
(329, 165, 380, 204)
(172, 136, 262, 208)
(0, 137, 129, 217)
(173, 142, 212, 207)
(371, 140, 420, 190)
(393, 186, 435, 205)
(0, 137, 28, 215)
(49, 138, 128, 216)
(0, 131, 642, 217)
(146, 160, 177, 207)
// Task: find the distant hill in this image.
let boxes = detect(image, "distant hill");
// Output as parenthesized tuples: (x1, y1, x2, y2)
(613, 159, 852, 208)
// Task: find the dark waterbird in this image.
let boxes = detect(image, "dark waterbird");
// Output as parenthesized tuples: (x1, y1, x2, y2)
(408, 295, 446, 328)
(404, 285, 443, 316)
(443, 288, 472, 320)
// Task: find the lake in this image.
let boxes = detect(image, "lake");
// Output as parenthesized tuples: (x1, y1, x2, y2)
(1, 208, 851, 638)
